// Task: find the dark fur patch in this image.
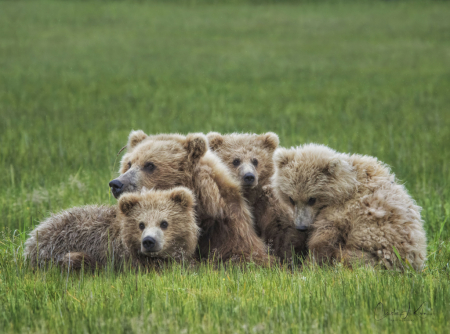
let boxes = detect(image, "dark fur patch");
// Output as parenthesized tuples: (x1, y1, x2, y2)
(185, 134, 208, 163)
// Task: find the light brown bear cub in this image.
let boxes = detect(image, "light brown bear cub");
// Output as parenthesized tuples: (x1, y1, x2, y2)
(207, 132, 308, 261)
(109, 131, 271, 265)
(24, 188, 199, 270)
(273, 144, 427, 270)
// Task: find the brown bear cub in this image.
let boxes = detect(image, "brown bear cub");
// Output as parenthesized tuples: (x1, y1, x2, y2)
(207, 132, 308, 262)
(273, 143, 427, 270)
(24, 188, 199, 270)
(109, 131, 272, 265)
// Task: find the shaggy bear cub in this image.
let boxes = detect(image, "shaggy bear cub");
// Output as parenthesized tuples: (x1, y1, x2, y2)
(207, 132, 308, 262)
(24, 187, 199, 270)
(273, 143, 427, 270)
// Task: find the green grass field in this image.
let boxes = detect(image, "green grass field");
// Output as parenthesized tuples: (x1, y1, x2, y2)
(1, 0, 450, 333)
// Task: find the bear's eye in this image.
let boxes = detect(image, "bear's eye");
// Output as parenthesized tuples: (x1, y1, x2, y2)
(252, 158, 258, 167)
(160, 220, 168, 229)
(307, 198, 316, 206)
(127, 162, 131, 169)
(144, 162, 156, 172)
(233, 159, 241, 167)
(139, 222, 145, 230)
(289, 197, 295, 205)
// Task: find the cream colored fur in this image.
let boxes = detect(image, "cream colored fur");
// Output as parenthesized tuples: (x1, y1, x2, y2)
(273, 143, 427, 270)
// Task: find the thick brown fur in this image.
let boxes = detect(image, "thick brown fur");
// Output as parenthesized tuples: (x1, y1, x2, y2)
(273, 144, 427, 270)
(111, 131, 272, 265)
(207, 132, 308, 262)
(24, 188, 199, 270)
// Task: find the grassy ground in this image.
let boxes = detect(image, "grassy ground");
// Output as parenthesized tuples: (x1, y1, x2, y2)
(1, 0, 450, 333)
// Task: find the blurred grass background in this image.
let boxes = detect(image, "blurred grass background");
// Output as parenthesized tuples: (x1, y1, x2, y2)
(0, 0, 449, 333)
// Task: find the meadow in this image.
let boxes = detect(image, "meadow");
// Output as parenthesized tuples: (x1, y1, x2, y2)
(1, 0, 449, 332)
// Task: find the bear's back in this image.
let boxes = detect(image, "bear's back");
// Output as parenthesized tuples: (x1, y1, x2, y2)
(24, 205, 120, 266)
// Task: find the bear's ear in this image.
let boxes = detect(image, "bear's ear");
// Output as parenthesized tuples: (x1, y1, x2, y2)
(184, 133, 208, 165)
(325, 158, 341, 176)
(273, 148, 294, 170)
(206, 132, 223, 151)
(119, 193, 141, 216)
(259, 132, 279, 152)
(127, 130, 148, 151)
(325, 158, 352, 177)
(169, 187, 195, 210)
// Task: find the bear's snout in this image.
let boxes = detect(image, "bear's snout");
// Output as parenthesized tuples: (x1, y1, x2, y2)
(109, 179, 124, 198)
(243, 173, 256, 186)
(238, 162, 258, 188)
(141, 227, 164, 254)
(142, 236, 157, 251)
(296, 225, 308, 232)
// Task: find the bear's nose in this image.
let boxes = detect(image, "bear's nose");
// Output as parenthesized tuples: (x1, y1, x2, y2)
(109, 179, 123, 197)
(142, 236, 156, 251)
(243, 173, 255, 185)
(296, 225, 308, 232)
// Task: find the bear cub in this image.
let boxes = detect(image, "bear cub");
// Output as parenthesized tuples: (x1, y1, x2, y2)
(24, 187, 199, 270)
(273, 143, 427, 270)
(207, 132, 308, 262)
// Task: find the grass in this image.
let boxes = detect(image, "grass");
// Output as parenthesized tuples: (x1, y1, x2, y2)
(1, 0, 449, 332)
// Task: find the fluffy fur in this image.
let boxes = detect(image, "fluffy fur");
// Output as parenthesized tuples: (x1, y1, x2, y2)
(110, 131, 272, 265)
(24, 188, 199, 270)
(273, 143, 427, 270)
(207, 132, 308, 261)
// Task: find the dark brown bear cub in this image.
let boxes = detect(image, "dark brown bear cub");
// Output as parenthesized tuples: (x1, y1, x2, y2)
(207, 132, 308, 262)
(24, 188, 199, 270)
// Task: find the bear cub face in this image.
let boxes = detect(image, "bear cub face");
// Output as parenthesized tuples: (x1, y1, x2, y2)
(119, 187, 199, 258)
(273, 144, 357, 231)
(207, 132, 279, 190)
(110, 131, 208, 199)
